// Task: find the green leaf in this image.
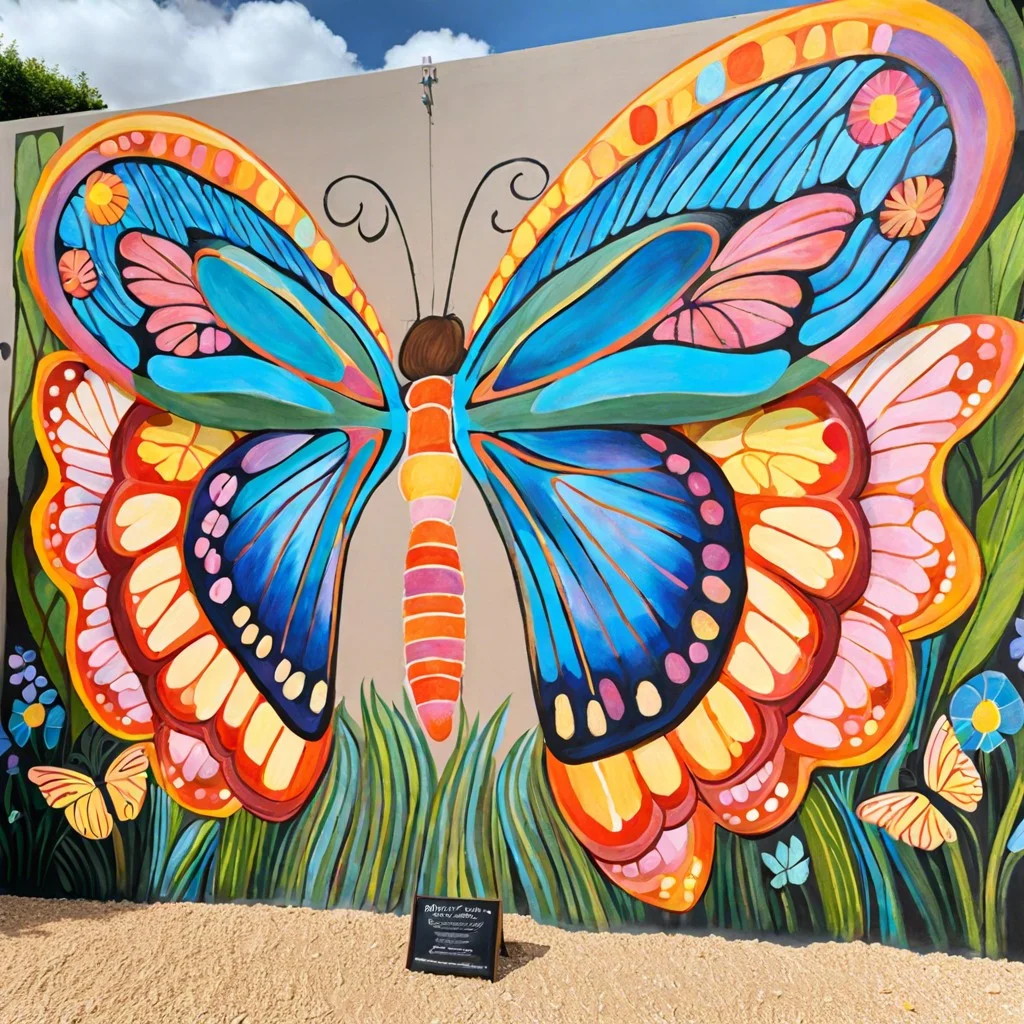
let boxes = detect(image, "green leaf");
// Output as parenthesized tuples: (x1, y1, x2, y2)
(7, 129, 83, 735)
(10, 130, 63, 500)
(213, 807, 268, 900)
(922, 190, 1024, 325)
(988, 0, 1024, 85)
(940, 459, 1024, 697)
(799, 780, 864, 940)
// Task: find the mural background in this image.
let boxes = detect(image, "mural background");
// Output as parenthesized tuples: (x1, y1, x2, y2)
(3, 0, 1024, 960)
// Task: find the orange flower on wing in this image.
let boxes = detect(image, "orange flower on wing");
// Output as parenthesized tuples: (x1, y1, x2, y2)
(879, 176, 945, 239)
(84, 170, 129, 225)
(57, 249, 98, 298)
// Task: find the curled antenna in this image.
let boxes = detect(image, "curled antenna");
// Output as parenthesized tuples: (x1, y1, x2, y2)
(323, 174, 421, 321)
(443, 157, 550, 317)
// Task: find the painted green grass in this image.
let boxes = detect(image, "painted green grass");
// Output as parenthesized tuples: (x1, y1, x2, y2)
(3, 672, 1023, 955)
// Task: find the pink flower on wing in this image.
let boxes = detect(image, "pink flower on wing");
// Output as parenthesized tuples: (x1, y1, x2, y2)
(847, 69, 920, 146)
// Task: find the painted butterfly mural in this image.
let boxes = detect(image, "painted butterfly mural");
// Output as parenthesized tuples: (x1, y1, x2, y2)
(20, 0, 1024, 913)
(28, 743, 149, 841)
(856, 714, 982, 850)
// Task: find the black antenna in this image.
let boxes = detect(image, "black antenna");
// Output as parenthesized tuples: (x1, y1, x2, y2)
(322, 174, 421, 322)
(442, 157, 550, 317)
(421, 56, 439, 314)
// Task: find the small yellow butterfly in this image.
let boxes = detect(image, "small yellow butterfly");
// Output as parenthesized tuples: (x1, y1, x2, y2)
(856, 716, 983, 850)
(27, 743, 150, 840)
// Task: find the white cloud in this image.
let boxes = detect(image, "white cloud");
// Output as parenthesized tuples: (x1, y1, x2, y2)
(382, 28, 491, 71)
(0, 0, 491, 109)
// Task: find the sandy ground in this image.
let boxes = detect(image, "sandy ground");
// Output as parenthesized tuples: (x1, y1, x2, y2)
(2, 897, 1023, 1024)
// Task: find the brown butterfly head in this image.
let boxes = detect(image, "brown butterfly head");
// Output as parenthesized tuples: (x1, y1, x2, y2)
(398, 314, 466, 381)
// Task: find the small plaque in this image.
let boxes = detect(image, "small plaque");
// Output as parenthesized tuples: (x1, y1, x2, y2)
(406, 895, 506, 982)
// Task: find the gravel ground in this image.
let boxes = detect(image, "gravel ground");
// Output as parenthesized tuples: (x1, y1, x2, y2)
(1, 895, 1023, 1023)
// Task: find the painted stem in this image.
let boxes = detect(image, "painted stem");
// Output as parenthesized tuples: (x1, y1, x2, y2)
(111, 822, 128, 898)
(984, 732, 1024, 957)
(944, 840, 981, 953)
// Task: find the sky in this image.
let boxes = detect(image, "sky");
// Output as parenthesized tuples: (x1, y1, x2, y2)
(0, 0, 781, 109)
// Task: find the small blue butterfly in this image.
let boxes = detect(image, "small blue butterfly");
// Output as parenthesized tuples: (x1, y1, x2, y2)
(761, 835, 811, 889)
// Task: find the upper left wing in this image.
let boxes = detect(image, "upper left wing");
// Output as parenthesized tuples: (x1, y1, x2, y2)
(24, 113, 401, 432)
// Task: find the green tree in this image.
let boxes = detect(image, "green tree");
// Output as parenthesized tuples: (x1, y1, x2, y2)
(0, 36, 104, 122)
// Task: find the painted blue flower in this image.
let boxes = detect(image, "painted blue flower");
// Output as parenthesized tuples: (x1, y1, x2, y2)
(1010, 619, 1024, 671)
(1009, 817, 1024, 855)
(8, 685, 65, 749)
(0, 725, 10, 759)
(8, 646, 45, 701)
(761, 835, 810, 888)
(950, 671, 1024, 752)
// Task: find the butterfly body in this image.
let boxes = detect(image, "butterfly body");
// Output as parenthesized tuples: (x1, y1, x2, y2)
(400, 373, 466, 741)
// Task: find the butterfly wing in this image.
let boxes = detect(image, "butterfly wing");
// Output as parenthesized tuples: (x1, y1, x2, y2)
(923, 714, 982, 812)
(24, 115, 399, 430)
(67, 789, 115, 841)
(103, 743, 150, 822)
(464, 426, 746, 763)
(457, 2, 1011, 433)
(27, 765, 113, 840)
(856, 789, 956, 850)
(27, 764, 97, 809)
(26, 115, 406, 820)
(33, 354, 241, 819)
(455, 4, 1012, 764)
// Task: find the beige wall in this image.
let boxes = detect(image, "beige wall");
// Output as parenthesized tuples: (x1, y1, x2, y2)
(0, 8, 813, 759)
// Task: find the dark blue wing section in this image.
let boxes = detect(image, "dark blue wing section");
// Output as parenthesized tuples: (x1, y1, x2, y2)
(184, 426, 403, 739)
(460, 425, 746, 762)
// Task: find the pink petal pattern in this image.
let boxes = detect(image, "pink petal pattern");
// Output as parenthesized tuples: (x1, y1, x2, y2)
(653, 195, 856, 349)
(847, 70, 921, 147)
(120, 232, 232, 357)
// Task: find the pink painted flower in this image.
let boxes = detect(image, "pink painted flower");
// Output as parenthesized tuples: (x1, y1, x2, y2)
(847, 69, 920, 146)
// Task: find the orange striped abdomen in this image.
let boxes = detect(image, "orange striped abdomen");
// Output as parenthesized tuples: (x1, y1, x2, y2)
(399, 376, 464, 741)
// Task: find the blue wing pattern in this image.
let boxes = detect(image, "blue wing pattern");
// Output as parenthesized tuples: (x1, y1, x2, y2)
(457, 55, 957, 430)
(461, 425, 745, 762)
(184, 427, 402, 740)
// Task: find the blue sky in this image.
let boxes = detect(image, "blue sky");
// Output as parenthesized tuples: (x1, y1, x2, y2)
(0, 0, 785, 109)
(298, 0, 781, 67)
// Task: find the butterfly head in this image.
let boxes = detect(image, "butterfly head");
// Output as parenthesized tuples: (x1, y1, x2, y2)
(398, 314, 466, 381)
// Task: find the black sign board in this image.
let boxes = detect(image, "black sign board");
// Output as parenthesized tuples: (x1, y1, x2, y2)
(406, 895, 506, 982)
